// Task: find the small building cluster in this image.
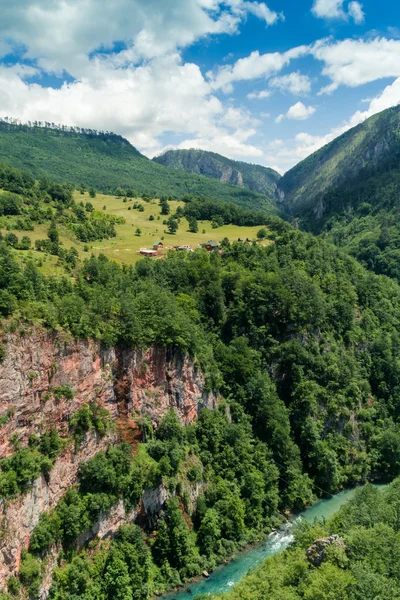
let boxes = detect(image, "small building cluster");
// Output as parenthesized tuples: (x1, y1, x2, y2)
(138, 241, 196, 258)
(138, 241, 164, 257)
(138, 237, 254, 258)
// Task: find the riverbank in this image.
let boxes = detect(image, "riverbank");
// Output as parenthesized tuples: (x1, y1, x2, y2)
(161, 486, 378, 599)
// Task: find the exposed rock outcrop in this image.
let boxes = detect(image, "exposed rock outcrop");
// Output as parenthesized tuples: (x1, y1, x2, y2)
(0, 328, 216, 586)
(306, 534, 345, 566)
(153, 148, 281, 198)
(0, 329, 215, 456)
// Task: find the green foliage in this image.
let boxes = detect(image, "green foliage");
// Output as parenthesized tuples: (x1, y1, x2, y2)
(152, 497, 199, 578)
(0, 429, 63, 499)
(48, 525, 151, 600)
(0, 192, 23, 215)
(188, 215, 198, 233)
(212, 479, 400, 600)
(30, 444, 159, 555)
(69, 402, 112, 445)
(183, 195, 274, 227)
(166, 216, 178, 234)
(19, 553, 42, 598)
(0, 122, 278, 212)
(256, 227, 268, 239)
(159, 197, 170, 215)
(52, 386, 74, 401)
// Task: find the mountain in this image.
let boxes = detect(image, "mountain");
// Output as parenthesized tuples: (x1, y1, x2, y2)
(0, 120, 279, 213)
(279, 105, 400, 224)
(153, 148, 281, 198)
(278, 105, 400, 280)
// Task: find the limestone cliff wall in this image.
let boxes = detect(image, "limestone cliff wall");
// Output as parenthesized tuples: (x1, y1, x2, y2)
(0, 328, 215, 587)
(0, 329, 215, 455)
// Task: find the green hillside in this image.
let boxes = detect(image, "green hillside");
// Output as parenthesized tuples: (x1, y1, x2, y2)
(153, 148, 281, 197)
(0, 121, 279, 213)
(279, 105, 400, 219)
(278, 105, 400, 281)
(0, 161, 274, 271)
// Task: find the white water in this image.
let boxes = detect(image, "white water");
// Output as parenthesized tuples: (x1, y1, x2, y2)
(164, 487, 370, 599)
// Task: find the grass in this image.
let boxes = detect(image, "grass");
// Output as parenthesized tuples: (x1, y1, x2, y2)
(1, 191, 271, 269)
(0, 122, 278, 212)
(73, 192, 271, 264)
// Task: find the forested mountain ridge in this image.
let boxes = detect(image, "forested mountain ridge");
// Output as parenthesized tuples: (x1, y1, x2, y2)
(0, 120, 279, 213)
(153, 148, 281, 198)
(279, 105, 400, 220)
(276, 105, 400, 281)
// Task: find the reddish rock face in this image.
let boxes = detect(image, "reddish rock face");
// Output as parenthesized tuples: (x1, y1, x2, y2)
(0, 329, 215, 456)
(0, 329, 216, 587)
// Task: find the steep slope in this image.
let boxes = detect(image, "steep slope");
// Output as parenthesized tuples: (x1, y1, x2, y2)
(279, 105, 400, 221)
(278, 105, 400, 280)
(0, 121, 279, 213)
(4, 212, 400, 595)
(153, 148, 281, 197)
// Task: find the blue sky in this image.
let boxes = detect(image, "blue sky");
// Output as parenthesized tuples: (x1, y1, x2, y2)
(0, 0, 400, 172)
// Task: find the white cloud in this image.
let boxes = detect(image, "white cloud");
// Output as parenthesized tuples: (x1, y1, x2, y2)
(312, 0, 364, 23)
(269, 72, 311, 95)
(209, 45, 308, 91)
(219, 105, 260, 128)
(341, 76, 400, 127)
(247, 89, 271, 99)
(172, 131, 264, 159)
(241, 2, 284, 25)
(0, 0, 283, 75)
(312, 37, 400, 94)
(0, 0, 289, 165)
(347, 2, 364, 24)
(275, 101, 316, 123)
(0, 53, 268, 161)
(312, 0, 345, 19)
(266, 76, 400, 171)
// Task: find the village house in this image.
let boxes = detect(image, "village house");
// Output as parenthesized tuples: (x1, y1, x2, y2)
(237, 237, 244, 242)
(153, 241, 164, 250)
(246, 237, 252, 242)
(204, 240, 219, 251)
(139, 248, 158, 257)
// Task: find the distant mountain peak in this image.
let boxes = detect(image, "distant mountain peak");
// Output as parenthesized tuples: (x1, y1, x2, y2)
(153, 148, 281, 198)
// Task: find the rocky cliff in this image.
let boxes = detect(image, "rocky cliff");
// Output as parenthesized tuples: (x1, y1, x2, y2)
(0, 328, 215, 586)
(153, 148, 281, 198)
(0, 329, 214, 455)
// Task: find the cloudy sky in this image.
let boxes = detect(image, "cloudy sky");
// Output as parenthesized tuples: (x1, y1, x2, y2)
(0, 0, 399, 172)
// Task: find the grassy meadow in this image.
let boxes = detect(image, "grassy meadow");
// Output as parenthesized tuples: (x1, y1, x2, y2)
(1, 191, 271, 269)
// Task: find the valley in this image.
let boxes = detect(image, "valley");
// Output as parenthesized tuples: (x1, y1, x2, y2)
(1, 105, 400, 600)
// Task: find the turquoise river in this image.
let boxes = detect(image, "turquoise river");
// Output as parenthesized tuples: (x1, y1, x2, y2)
(164, 486, 378, 599)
